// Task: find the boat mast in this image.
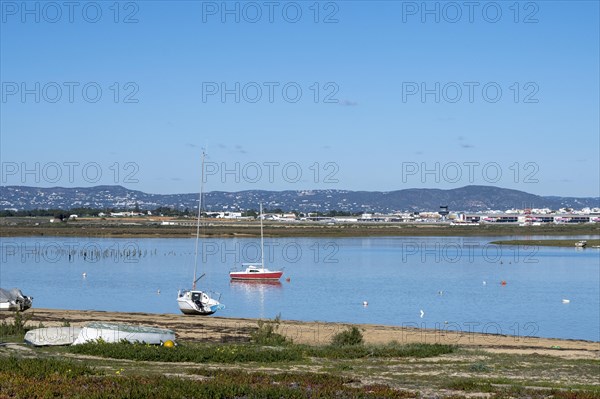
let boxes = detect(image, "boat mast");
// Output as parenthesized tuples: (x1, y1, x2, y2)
(260, 202, 265, 271)
(192, 151, 205, 290)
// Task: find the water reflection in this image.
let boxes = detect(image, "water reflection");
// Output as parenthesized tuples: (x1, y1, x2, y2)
(229, 280, 283, 319)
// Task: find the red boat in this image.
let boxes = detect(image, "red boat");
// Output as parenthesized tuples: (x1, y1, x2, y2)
(229, 263, 283, 281)
(229, 203, 283, 282)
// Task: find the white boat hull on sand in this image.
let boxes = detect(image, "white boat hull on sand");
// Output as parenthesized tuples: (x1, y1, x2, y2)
(25, 327, 82, 346)
(72, 322, 176, 345)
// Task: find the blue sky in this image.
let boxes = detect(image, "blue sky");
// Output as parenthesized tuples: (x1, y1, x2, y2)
(1, 1, 598, 197)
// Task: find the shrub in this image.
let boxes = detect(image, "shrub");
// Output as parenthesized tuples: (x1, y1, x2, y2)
(331, 326, 364, 346)
(250, 314, 289, 345)
(0, 311, 33, 339)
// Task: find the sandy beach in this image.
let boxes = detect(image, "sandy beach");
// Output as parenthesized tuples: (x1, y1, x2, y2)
(8, 308, 598, 360)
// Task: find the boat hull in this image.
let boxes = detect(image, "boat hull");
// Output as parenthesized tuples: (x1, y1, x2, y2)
(177, 298, 217, 315)
(0, 288, 33, 312)
(25, 327, 82, 346)
(72, 322, 175, 345)
(229, 271, 284, 281)
(177, 290, 223, 316)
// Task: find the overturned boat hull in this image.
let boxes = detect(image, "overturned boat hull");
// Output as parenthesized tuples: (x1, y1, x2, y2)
(72, 322, 176, 345)
(25, 327, 82, 346)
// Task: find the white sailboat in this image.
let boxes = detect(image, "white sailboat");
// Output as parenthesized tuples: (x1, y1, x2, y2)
(177, 152, 224, 316)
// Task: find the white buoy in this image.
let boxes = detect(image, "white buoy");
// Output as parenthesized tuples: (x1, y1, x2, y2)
(362, 301, 368, 306)
(483, 281, 487, 285)
(420, 309, 425, 318)
(82, 272, 87, 278)
(157, 289, 161, 295)
(562, 299, 570, 303)
(438, 290, 443, 295)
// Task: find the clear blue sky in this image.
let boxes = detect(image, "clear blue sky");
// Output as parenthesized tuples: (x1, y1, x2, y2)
(1, 1, 598, 197)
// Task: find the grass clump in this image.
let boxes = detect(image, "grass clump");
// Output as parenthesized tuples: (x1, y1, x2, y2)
(309, 342, 456, 359)
(0, 311, 33, 340)
(331, 326, 364, 346)
(250, 313, 289, 345)
(469, 361, 491, 373)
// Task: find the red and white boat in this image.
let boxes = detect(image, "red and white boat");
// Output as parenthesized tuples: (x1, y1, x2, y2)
(229, 204, 284, 282)
(230, 263, 283, 281)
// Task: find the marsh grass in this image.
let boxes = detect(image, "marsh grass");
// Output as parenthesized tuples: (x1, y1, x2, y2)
(307, 342, 456, 359)
(69, 340, 456, 363)
(250, 313, 290, 345)
(70, 340, 305, 363)
(0, 311, 33, 341)
(0, 357, 93, 378)
(0, 357, 412, 399)
(445, 377, 600, 398)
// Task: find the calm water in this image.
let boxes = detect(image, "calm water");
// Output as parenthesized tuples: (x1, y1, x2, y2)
(1, 235, 598, 341)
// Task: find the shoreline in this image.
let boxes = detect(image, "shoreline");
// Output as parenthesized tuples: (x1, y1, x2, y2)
(1, 220, 598, 238)
(6, 308, 598, 359)
(490, 239, 600, 247)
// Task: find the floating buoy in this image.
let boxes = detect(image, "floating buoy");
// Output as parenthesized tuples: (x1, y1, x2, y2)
(438, 290, 443, 295)
(285, 277, 291, 282)
(157, 289, 161, 295)
(562, 299, 570, 304)
(363, 301, 368, 306)
(500, 280, 507, 286)
(420, 309, 425, 318)
(483, 281, 487, 285)
(82, 272, 87, 278)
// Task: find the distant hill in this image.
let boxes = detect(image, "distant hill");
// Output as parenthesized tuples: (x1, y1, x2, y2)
(0, 185, 598, 213)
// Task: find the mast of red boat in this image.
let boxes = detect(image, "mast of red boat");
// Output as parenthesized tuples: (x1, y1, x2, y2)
(260, 202, 265, 271)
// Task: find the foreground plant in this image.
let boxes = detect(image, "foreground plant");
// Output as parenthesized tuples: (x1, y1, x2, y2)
(250, 313, 290, 345)
(0, 311, 33, 340)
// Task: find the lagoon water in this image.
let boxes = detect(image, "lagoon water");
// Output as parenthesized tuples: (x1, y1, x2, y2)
(1, 236, 598, 341)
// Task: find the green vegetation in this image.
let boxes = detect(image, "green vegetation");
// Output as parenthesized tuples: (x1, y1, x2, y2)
(445, 377, 600, 399)
(490, 239, 600, 247)
(331, 326, 364, 346)
(67, 317, 455, 365)
(68, 340, 456, 363)
(250, 314, 290, 345)
(0, 312, 33, 341)
(70, 340, 305, 363)
(1, 341, 598, 398)
(0, 357, 410, 399)
(2, 347, 597, 398)
(0, 357, 93, 378)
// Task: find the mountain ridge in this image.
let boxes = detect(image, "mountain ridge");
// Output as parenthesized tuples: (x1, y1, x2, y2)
(1, 185, 598, 213)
